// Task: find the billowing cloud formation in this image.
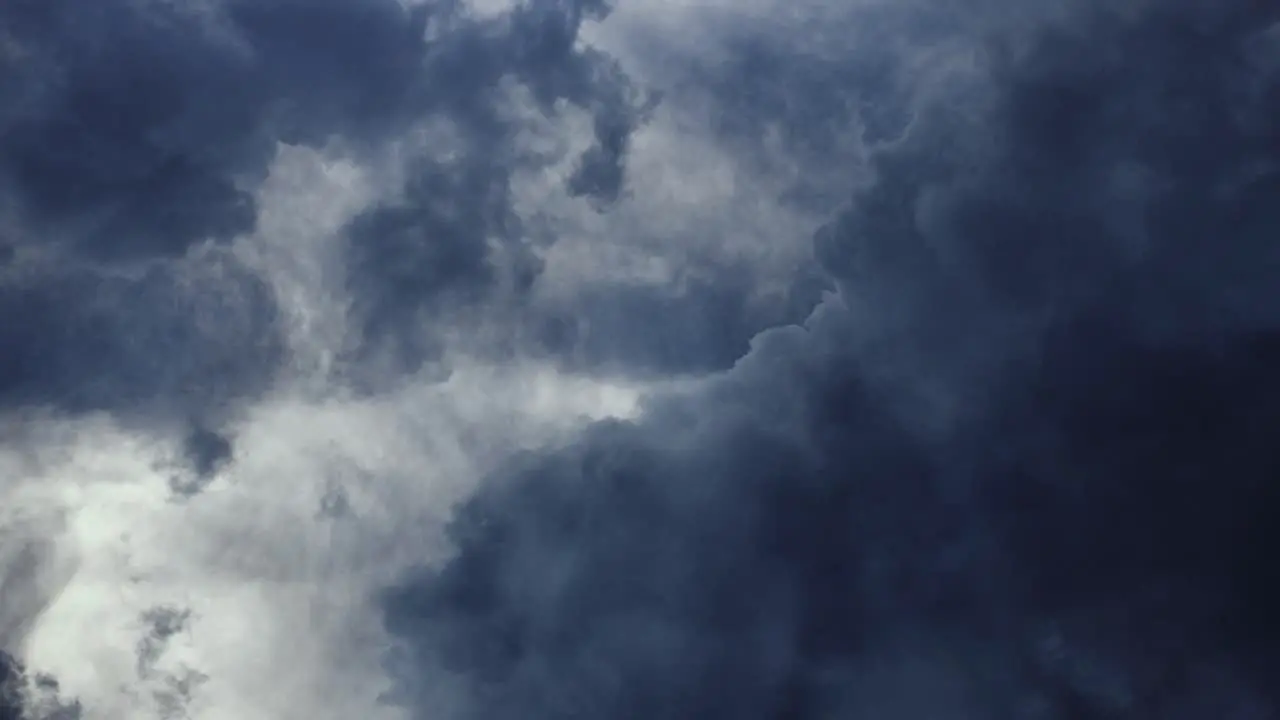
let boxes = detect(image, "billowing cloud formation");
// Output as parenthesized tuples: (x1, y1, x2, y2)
(0, 0, 687, 409)
(0, 0, 829, 716)
(2, 0, 1278, 718)
(382, 1, 1280, 718)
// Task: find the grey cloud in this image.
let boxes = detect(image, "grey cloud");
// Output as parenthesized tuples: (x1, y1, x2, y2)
(380, 2, 1280, 718)
(820, 0, 1280, 334)
(567, 90, 660, 205)
(0, 0, 435, 414)
(508, 4, 959, 381)
(0, 0, 659, 407)
(1, 652, 80, 720)
(182, 426, 234, 480)
(532, 268, 829, 376)
(342, 0, 931, 383)
(167, 425, 235, 499)
(0, 656, 16, 720)
(4, 1, 262, 262)
(3, 0, 1278, 716)
(327, 0, 666, 381)
(0, 0, 813, 716)
(0, 259, 283, 416)
(0, 0, 654, 703)
(1, 0, 438, 261)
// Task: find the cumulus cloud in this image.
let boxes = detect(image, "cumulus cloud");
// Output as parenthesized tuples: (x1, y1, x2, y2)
(2, 0, 1278, 718)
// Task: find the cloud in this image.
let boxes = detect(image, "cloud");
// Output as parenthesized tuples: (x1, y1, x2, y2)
(0, 250, 284, 417)
(2, 362, 646, 720)
(380, 1, 1280, 718)
(0, 0, 661, 412)
(0, 0, 681, 716)
(3, 0, 1277, 718)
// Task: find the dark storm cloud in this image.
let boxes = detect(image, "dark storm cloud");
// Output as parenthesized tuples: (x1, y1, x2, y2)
(0, 259, 283, 415)
(4, 1, 258, 262)
(1, 652, 80, 720)
(0, 0, 433, 413)
(2, 0, 833, 393)
(381, 2, 1280, 718)
(323, 0, 665, 380)
(0, 0, 660, 406)
(566, 89, 661, 205)
(167, 424, 236, 499)
(1, 652, 20, 720)
(1, 0, 433, 261)
(0, 1, 650, 709)
(182, 426, 234, 480)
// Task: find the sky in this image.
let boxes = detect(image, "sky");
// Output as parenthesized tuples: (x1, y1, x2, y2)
(0, 0, 1278, 718)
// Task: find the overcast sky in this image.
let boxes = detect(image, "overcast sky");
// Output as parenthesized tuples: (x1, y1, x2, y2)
(2, 0, 1279, 718)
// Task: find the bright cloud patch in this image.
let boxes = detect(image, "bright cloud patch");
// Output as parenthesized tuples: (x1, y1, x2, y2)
(3, 361, 643, 720)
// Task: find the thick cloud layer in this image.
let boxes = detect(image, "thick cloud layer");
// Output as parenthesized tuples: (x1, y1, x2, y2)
(0, 0, 693, 411)
(382, 2, 1280, 718)
(2, 0, 1278, 718)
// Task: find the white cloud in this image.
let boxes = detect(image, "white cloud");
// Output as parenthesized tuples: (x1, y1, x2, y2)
(231, 142, 376, 384)
(4, 359, 646, 720)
